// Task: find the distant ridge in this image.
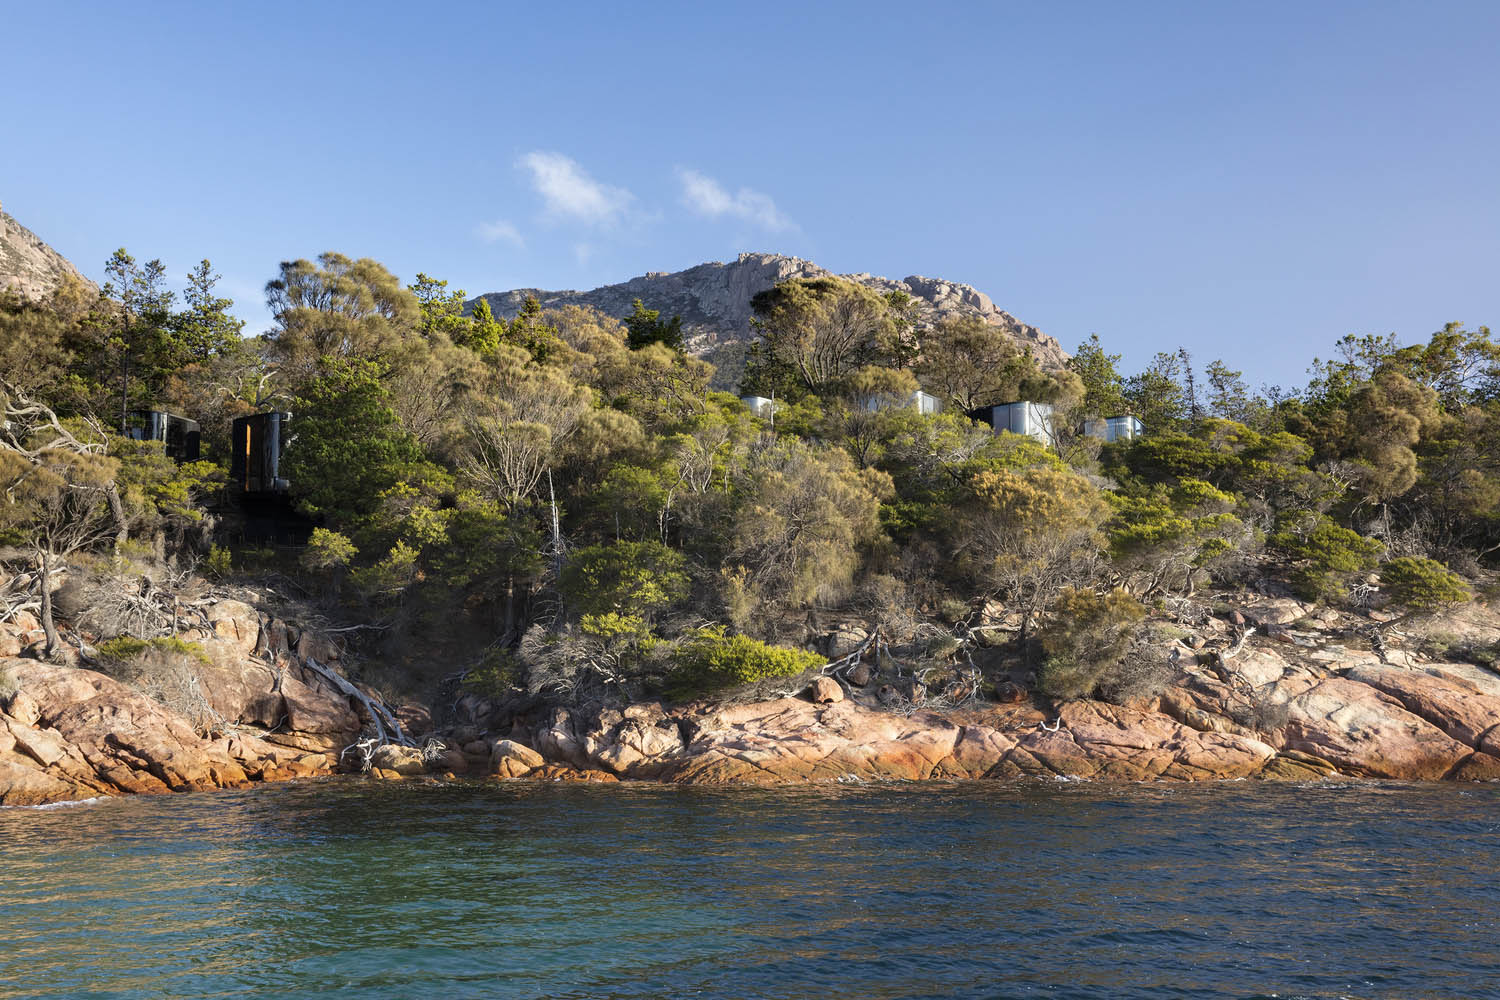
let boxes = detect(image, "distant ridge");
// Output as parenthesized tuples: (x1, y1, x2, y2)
(0, 202, 96, 300)
(471, 252, 1067, 367)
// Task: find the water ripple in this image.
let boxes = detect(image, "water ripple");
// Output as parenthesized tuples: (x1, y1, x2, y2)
(0, 780, 1497, 999)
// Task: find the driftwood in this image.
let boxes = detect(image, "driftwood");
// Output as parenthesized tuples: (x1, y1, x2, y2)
(302, 656, 413, 749)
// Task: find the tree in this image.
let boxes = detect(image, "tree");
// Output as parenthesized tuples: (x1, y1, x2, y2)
(1037, 588, 1148, 701)
(1204, 360, 1258, 425)
(1066, 334, 1128, 418)
(1108, 478, 1247, 595)
(0, 383, 121, 656)
(281, 356, 439, 539)
(917, 314, 1046, 413)
(748, 277, 898, 393)
(264, 253, 420, 371)
(103, 249, 174, 432)
(1123, 351, 1187, 433)
(598, 342, 715, 430)
(623, 298, 685, 352)
(0, 281, 88, 395)
(1336, 371, 1440, 507)
(456, 353, 592, 508)
(955, 465, 1108, 640)
(724, 439, 886, 623)
(1270, 515, 1383, 602)
(409, 273, 471, 344)
(503, 295, 562, 363)
(1178, 347, 1201, 425)
(561, 539, 689, 624)
(460, 298, 506, 355)
(825, 366, 920, 468)
(171, 260, 243, 363)
(1378, 557, 1471, 610)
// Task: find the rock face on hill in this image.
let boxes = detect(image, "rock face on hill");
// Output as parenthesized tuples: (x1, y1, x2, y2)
(0, 588, 407, 806)
(0, 202, 96, 300)
(471, 252, 1067, 368)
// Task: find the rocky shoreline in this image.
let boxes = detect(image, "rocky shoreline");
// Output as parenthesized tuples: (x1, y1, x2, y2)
(4, 593, 1500, 806)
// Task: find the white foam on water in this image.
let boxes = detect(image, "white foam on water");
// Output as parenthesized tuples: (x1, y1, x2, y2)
(3, 796, 109, 811)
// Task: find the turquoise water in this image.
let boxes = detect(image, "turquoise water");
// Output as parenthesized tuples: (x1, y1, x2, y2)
(1, 779, 1498, 999)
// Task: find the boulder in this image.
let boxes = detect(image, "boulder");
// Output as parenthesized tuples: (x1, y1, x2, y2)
(192, 647, 283, 727)
(1243, 598, 1308, 627)
(1343, 665, 1500, 755)
(825, 626, 868, 659)
(280, 674, 359, 735)
(808, 677, 844, 704)
(295, 630, 343, 665)
(0, 657, 342, 805)
(993, 681, 1026, 704)
(1449, 752, 1500, 781)
(491, 739, 544, 778)
(369, 743, 428, 776)
(1281, 676, 1471, 780)
(847, 663, 873, 687)
(587, 719, 686, 777)
(529, 764, 619, 782)
(6, 689, 40, 727)
(993, 702, 1277, 782)
(207, 600, 261, 655)
(534, 708, 589, 768)
(0, 754, 89, 806)
(1257, 750, 1341, 781)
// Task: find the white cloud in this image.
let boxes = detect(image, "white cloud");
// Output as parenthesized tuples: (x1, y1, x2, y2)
(476, 218, 525, 246)
(677, 168, 795, 232)
(518, 151, 633, 226)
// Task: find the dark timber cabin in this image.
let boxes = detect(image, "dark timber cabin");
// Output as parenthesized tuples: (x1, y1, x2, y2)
(229, 411, 311, 543)
(124, 410, 201, 463)
(231, 411, 291, 494)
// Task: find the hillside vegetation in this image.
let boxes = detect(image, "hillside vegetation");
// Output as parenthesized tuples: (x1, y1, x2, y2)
(2, 247, 1496, 713)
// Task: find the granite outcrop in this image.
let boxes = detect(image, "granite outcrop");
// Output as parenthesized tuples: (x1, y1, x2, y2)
(471, 251, 1067, 368)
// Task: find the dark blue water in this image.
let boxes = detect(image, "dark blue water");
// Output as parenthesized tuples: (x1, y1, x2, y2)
(1, 779, 1497, 1000)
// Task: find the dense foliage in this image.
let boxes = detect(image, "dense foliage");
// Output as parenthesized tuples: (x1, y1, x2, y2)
(3, 249, 1496, 702)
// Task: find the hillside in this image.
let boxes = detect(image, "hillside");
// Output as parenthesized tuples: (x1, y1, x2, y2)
(471, 251, 1068, 369)
(0, 202, 95, 300)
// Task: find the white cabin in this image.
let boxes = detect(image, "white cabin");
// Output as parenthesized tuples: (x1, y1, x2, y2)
(1083, 415, 1144, 443)
(740, 395, 780, 419)
(971, 401, 1057, 448)
(861, 389, 943, 415)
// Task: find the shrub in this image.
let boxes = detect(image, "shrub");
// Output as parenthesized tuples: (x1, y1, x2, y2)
(1379, 557, 1472, 610)
(1271, 516, 1383, 602)
(1036, 587, 1147, 701)
(350, 540, 420, 602)
(561, 540, 689, 622)
(94, 638, 218, 735)
(97, 635, 210, 664)
(205, 544, 232, 578)
(462, 648, 522, 699)
(301, 528, 357, 573)
(665, 626, 823, 700)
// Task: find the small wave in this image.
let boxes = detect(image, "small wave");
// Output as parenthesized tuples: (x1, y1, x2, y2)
(2, 796, 109, 811)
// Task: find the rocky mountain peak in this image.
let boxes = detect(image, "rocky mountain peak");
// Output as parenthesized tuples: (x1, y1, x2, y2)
(471, 252, 1067, 368)
(0, 202, 96, 300)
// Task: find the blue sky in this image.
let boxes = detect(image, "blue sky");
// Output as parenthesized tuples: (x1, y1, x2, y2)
(5, 0, 1497, 390)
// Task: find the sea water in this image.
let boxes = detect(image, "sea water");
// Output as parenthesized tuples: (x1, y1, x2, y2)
(1, 779, 1497, 999)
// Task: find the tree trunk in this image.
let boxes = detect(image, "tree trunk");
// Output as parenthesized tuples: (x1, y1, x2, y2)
(107, 485, 129, 546)
(38, 549, 61, 659)
(503, 575, 516, 643)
